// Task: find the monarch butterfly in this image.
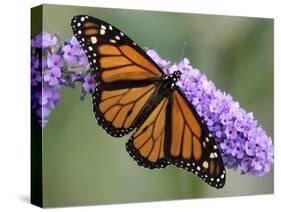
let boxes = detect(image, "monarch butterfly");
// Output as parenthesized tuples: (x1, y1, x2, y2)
(71, 15, 226, 188)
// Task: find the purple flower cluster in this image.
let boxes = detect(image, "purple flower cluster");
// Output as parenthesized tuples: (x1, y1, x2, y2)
(146, 49, 273, 177)
(31, 32, 95, 127)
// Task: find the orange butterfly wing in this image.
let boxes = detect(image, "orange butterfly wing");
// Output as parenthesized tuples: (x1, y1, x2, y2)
(166, 89, 225, 188)
(126, 89, 225, 187)
(71, 15, 164, 136)
(126, 97, 169, 169)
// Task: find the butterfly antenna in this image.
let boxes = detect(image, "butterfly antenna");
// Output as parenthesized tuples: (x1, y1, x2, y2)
(180, 42, 188, 60)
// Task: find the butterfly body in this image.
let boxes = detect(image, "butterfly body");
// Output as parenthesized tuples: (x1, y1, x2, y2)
(159, 70, 182, 91)
(72, 15, 226, 188)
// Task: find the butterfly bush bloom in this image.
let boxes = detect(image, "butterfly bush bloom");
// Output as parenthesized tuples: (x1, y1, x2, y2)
(146, 49, 273, 177)
(31, 32, 93, 127)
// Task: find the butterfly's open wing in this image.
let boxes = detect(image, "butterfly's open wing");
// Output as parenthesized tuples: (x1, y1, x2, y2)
(126, 98, 169, 169)
(71, 15, 226, 187)
(166, 89, 226, 188)
(71, 15, 164, 137)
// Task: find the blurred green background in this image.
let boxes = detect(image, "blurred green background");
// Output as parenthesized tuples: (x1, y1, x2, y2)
(38, 4, 273, 207)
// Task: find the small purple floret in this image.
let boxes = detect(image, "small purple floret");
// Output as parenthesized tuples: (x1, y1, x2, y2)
(82, 73, 96, 93)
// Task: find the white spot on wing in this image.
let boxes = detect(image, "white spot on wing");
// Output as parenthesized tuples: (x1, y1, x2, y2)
(100, 29, 106, 35)
(91, 36, 97, 44)
(210, 153, 215, 158)
(202, 161, 209, 169)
